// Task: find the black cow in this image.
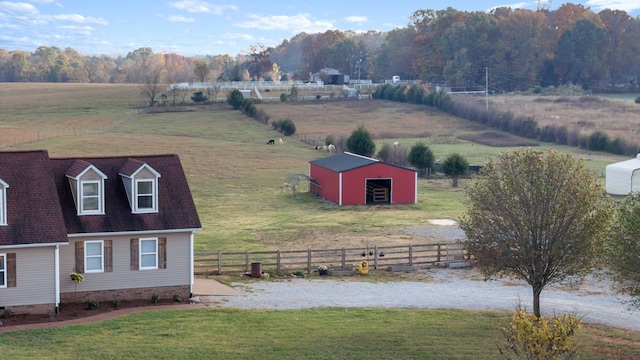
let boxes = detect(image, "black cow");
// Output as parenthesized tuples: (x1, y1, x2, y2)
(267, 139, 275, 145)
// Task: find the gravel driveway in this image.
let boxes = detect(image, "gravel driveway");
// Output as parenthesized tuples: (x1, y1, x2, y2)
(204, 225, 640, 332)
(206, 268, 640, 331)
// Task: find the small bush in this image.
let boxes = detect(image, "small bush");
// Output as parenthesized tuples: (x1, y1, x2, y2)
(87, 299, 99, 310)
(278, 118, 296, 136)
(173, 294, 183, 303)
(499, 308, 581, 359)
(280, 93, 288, 102)
(112, 299, 121, 309)
(151, 294, 160, 304)
(2, 309, 14, 318)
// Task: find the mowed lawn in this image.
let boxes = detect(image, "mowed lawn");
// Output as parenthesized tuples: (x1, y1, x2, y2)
(0, 83, 638, 359)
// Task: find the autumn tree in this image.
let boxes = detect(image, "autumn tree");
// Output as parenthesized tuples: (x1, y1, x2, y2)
(193, 59, 210, 82)
(346, 125, 376, 157)
(606, 193, 640, 310)
(460, 149, 612, 318)
(442, 153, 468, 187)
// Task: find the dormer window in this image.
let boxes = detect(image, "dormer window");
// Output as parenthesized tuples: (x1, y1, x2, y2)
(0, 178, 9, 226)
(66, 160, 107, 216)
(119, 159, 161, 214)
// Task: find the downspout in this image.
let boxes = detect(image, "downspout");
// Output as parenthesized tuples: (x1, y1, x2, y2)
(189, 231, 194, 298)
(54, 245, 60, 314)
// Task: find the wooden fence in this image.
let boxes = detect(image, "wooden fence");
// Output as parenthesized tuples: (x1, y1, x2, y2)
(194, 243, 466, 275)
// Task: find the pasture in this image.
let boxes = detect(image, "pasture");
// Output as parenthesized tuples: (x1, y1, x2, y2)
(0, 83, 639, 358)
(0, 83, 630, 252)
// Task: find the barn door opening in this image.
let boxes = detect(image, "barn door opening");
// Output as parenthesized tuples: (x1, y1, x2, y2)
(366, 179, 391, 205)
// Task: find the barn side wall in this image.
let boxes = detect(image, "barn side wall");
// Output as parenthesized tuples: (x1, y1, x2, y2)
(310, 165, 341, 204)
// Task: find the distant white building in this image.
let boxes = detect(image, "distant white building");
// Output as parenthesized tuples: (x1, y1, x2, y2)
(606, 154, 640, 195)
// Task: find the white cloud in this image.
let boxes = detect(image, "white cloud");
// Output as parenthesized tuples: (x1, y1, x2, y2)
(168, 15, 195, 23)
(0, 1, 40, 15)
(58, 25, 94, 35)
(45, 13, 108, 25)
(168, 0, 237, 14)
(235, 13, 333, 34)
(586, 0, 640, 12)
(344, 16, 367, 24)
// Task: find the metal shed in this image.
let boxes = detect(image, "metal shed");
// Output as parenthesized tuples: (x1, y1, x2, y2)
(605, 154, 640, 195)
(309, 152, 417, 206)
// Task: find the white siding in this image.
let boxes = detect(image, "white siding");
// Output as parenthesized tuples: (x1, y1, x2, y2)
(60, 232, 191, 294)
(0, 247, 57, 307)
(606, 155, 640, 195)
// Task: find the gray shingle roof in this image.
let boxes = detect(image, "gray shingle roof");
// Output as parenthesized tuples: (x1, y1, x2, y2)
(309, 152, 378, 172)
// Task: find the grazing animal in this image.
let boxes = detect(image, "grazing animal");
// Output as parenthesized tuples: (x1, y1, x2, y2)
(267, 139, 275, 145)
(393, 141, 400, 147)
(327, 144, 336, 154)
(315, 146, 322, 150)
(279, 138, 284, 144)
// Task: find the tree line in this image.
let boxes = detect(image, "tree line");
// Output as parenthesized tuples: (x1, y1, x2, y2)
(0, 3, 638, 93)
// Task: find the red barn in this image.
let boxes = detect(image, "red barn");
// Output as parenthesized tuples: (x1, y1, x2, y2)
(309, 152, 417, 206)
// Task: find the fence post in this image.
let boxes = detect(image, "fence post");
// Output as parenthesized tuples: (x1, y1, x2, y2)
(437, 243, 441, 262)
(341, 248, 346, 270)
(277, 249, 281, 272)
(409, 244, 413, 265)
(374, 245, 378, 269)
(217, 251, 222, 274)
(307, 249, 312, 273)
(245, 251, 250, 272)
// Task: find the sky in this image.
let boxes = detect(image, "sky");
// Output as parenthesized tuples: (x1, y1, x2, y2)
(1, 0, 639, 57)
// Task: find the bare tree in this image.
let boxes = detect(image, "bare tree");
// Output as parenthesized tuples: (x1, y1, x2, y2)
(140, 68, 165, 107)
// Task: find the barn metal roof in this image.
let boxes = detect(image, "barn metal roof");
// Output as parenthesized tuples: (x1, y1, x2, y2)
(309, 152, 379, 172)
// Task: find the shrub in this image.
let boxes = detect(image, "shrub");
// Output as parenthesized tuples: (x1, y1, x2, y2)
(226, 89, 245, 109)
(173, 294, 184, 303)
(191, 91, 208, 104)
(587, 130, 610, 151)
(2, 309, 14, 318)
(408, 141, 435, 177)
(278, 118, 296, 136)
(499, 308, 581, 359)
(87, 299, 99, 310)
(112, 299, 121, 309)
(151, 294, 160, 304)
(280, 93, 288, 102)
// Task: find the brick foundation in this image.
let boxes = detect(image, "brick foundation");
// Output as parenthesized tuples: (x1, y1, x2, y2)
(1, 303, 56, 315)
(60, 285, 190, 305)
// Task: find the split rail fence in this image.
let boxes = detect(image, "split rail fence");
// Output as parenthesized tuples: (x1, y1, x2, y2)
(194, 243, 466, 275)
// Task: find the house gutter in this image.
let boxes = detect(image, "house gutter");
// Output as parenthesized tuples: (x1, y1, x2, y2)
(0, 242, 68, 250)
(66, 227, 202, 238)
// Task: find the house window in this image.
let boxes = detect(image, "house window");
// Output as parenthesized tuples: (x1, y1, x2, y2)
(136, 179, 155, 211)
(131, 237, 166, 271)
(140, 238, 158, 270)
(84, 240, 104, 273)
(0, 253, 5, 288)
(80, 180, 102, 214)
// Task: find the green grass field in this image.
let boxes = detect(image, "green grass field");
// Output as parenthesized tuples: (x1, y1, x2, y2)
(1, 308, 639, 359)
(0, 83, 638, 358)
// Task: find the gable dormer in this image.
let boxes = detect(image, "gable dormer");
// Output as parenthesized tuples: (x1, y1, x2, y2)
(0, 178, 8, 226)
(66, 160, 107, 216)
(119, 158, 161, 214)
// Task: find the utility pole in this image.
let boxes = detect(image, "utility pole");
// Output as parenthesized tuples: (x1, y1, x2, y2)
(485, 67, 489, 111)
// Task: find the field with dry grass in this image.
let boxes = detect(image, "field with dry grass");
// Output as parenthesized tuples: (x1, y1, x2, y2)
(0, 83, 633, 253)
